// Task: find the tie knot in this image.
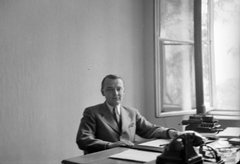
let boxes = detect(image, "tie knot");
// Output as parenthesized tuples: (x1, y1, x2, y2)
(114, 107, 119, 115)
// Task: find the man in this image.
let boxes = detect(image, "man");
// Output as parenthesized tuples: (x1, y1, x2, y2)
(76, 74, 180, 154)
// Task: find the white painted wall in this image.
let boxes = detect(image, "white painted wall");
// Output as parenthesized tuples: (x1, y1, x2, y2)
(0, 0, 146, 163)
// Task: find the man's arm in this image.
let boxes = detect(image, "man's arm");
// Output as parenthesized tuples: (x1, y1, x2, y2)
(134, 109, 178, 139)
(76, 108, 109, 153)
(76, 107, 134, 153)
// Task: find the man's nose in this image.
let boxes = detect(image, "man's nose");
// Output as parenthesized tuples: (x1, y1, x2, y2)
(113, 89, 118, 95)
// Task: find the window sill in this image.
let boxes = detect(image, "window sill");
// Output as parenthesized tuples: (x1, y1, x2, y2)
(156, 109, 196, 117)
(156, 108, 240, 120)
(206, 109, 240, 120)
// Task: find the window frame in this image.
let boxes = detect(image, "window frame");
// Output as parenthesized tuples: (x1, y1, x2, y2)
(154, 0, 197, 117)
(154, 0, 240, 120)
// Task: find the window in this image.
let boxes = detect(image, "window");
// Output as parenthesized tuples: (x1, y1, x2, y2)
(155, 0, 240, 119)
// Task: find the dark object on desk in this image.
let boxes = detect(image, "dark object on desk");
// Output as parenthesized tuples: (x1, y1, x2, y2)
(156, 132, 204, 164)
(199, 144, 225, 164)
(182, 114, 223, 133)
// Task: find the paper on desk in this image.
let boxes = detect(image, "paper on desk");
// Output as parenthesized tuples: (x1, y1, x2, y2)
(216, 127, 240, 138)
(207, 139, 232, 149)
(138, 139, 171, 147)
(109, 149, 160, 162)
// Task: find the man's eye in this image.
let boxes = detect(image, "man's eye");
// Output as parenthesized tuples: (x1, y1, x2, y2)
(117, 88, 123, 92)
(106, 88, 113, 91)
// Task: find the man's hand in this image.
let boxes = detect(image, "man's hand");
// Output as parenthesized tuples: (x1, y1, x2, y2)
(168, 129, 180, 139)
(107, 140, 134, 149)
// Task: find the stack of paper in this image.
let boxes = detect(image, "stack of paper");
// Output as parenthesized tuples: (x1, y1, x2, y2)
(132, 139, 171, 152)
(138, 139, 171, 147)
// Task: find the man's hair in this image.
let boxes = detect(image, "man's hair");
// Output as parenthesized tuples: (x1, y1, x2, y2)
(101, 74, 123, 92)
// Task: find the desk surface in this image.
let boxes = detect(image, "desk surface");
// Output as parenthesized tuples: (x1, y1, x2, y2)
(62, 147, 155, 164)
(62, 141, 240, 164)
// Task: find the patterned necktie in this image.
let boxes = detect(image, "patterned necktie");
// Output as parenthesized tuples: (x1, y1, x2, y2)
(114, 107, 120, 124)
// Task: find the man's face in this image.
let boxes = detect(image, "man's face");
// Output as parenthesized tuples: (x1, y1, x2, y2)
(102, 78, 125, 107)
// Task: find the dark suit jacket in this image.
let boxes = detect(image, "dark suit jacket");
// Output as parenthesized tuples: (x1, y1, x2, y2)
(76, 102, 171, 153)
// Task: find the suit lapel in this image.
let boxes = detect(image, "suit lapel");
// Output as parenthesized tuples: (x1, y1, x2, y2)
(121, 107, 132, 132)
(100, 103, 120, 133)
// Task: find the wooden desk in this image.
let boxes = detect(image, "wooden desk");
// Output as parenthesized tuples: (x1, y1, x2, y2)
(62, 143, 240, 164)
(62, 147, 155, 164)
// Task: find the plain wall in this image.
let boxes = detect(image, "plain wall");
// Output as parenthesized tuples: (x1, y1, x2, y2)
(0, 0, 147, 163)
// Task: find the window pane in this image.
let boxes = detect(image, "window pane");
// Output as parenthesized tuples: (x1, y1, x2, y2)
(214, 0, 240, 109)
(156, 0, 195, 114)
(202, 0, 239, 110)
(159, 0, 193, 41)
(162, 42, 196, 111)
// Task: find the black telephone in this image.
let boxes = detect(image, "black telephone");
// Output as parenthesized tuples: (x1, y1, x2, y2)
(156, 132, 204, 164)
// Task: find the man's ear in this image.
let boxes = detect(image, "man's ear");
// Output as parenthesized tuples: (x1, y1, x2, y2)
(101, 89, 105, 96)
(122, 88, 125, 95)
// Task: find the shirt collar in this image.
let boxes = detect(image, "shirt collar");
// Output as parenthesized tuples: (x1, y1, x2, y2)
(106, 102, 121, 115)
